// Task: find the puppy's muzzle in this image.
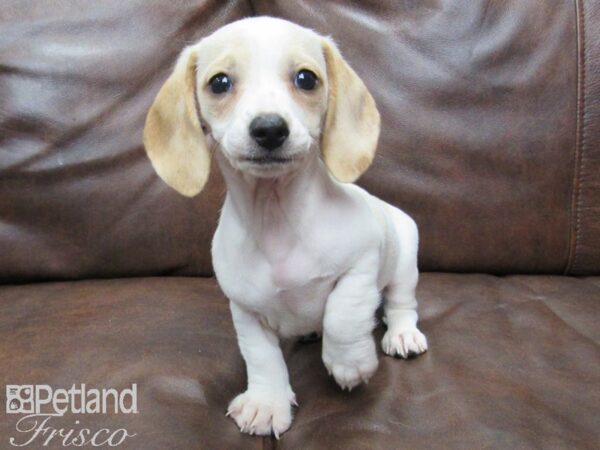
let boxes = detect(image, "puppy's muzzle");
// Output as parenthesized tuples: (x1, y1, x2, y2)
(249, 114, 290, 151)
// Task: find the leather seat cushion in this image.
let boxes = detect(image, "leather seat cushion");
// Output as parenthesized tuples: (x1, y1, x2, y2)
(1, 275, 598, 448)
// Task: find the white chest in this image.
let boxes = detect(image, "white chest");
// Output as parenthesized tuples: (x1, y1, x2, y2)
(210, 174, 389, 337)
(212, 219, 338, 336)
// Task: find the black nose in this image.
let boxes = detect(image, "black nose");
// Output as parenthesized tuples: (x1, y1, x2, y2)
(249, 114, 290, 151)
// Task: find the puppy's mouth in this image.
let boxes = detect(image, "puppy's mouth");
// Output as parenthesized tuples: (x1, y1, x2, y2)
(235, 153, 303, 178)
(240, 156, 295, 165)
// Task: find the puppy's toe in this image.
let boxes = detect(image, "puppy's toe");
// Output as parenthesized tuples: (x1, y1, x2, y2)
(227, 389, 295, 438)
(323, 348, 378, 391)
(382, 328, 428, 358)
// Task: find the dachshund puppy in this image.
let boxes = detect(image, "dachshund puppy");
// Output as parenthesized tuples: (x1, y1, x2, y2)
(144, 16, 427, 438)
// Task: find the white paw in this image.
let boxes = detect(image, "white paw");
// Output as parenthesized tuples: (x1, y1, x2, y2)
(382, 327, 428, 358)
(322, 339, 379, 391)
(226, 389, 296, 438)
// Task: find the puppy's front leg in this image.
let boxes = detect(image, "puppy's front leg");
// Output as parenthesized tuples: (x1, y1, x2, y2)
(227, 301, 296, 438)
(322, 255, 380, 391)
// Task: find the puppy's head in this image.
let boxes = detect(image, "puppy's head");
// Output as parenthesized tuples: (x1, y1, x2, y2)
(144, 17, 380, 196)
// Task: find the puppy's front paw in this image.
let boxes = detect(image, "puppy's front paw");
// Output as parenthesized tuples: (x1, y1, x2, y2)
(226, 389, 296, 438)
(382, 327, 428, 358)
(322, 338, 378, 391)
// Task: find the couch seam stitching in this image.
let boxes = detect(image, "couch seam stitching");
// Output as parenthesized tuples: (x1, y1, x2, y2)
(567, 0, 586, 274)
(573, 0, 589, 273)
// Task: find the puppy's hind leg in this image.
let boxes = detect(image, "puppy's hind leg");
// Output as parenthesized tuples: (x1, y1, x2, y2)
(381, 207, 428, 358)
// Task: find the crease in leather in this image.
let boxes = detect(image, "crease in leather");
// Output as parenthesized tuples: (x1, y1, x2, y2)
(246, 0, 257, 16)
(505, 275, 600, 345)
(0, 34, 197, 176)
(0, 3, 229, 164)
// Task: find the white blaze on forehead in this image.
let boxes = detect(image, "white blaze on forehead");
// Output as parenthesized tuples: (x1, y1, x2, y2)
(197, 17, 326, 79)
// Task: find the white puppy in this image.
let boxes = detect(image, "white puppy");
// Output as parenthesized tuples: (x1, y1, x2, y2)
(143, 17, 427, 438)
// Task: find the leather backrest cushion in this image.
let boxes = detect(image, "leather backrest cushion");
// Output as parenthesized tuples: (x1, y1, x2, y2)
(0, 0, 249, 281)
(1, 0, 598, 281)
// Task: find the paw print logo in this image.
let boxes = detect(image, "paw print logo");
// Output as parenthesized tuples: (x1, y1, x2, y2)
(6, 385, 34, 414)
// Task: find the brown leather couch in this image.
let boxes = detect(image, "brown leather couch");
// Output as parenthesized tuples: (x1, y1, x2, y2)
(1, 1, 599, 449)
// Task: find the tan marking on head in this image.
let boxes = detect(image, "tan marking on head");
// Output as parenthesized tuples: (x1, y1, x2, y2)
(198, 50, 247, 122)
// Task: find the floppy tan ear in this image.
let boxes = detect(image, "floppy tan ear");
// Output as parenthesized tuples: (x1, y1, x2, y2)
(321, 39, 381, 183)
(143, 46, 210, 197)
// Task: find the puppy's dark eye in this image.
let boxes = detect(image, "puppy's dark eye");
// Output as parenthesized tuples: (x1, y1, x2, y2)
(209, 73, 232, 94)
(294, 69, 318, 91)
